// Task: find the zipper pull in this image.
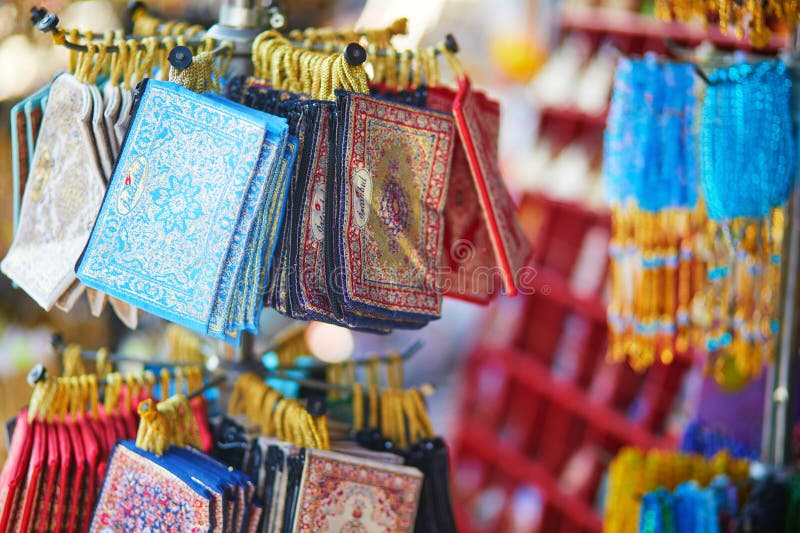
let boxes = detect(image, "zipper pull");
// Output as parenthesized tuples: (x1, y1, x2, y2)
(130, 79, 148, 117)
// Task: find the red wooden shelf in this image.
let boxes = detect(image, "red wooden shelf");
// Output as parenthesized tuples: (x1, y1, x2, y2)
(560, 6, 787, 52)
(459, 418, 604, 533)
(534, 265, 607, 323)
(540, 105, 609, 128)
(503, 346, 673, 449)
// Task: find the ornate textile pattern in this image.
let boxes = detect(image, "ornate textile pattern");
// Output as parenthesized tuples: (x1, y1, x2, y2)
(441, 142, 499, 303)
(2, 74, 107, 310)
(0, 412, 33, 530)
(293, 449, 423, 533)
(50, 422, 72, 532)
(332, 91, 455, 320)
(297, 102, 337, 321)
(206, 120, 288, 340)
(77, 80, 275, 338)
(227, 136, 294, 335)
(379, 177, 411, 253)
(89, 442, 212, 532)
(11, 422, 45, 532)
(427, 86, 503, 304)
(35, 422, 60, 532)
(452, 77, 532, 297)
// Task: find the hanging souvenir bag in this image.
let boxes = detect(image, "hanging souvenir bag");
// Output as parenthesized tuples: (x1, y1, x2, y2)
(76, 44, 294, 344)
(1, 43, 110, 311)
(326, 72, 455, 329)
(368, 37, 532, 304)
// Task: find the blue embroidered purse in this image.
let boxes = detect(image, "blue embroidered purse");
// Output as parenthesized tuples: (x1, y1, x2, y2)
(76, 79, 292, 344)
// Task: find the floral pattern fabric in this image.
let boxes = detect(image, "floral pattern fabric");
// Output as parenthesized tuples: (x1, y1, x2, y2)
(90, 442, 212, 532)
(76, 80, 290, 344)
(330, 91, 455, 324)
(293, 449, 423, 533)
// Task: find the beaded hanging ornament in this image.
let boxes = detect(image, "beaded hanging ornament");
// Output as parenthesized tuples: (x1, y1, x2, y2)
(655, 0, 798, 47)
(604, 56, 703, 371)
(695, 60, 794, 390)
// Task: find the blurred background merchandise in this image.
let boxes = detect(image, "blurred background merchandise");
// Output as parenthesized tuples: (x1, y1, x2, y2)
(1, 0, 773, 531)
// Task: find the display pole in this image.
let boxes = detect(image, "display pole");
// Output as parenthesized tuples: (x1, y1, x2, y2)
(764, 41, 800, 466)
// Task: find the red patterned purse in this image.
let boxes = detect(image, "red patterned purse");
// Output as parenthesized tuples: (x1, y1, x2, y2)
(64, 413, 88, 533)
(427, 76, 532, 303)
(0, 410, 34, 530)
(50, 421, 73, 533)
(291, 448, 423, 533)
(34, 422, 60, 533)
(10, 421, 46, 532)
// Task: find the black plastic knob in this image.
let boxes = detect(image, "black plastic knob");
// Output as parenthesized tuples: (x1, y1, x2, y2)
(444, 33, 459, 54)
(37, 13, 59, 33)
(168, 46, 193, 69)
(27, 364, 47, 386)
(50, 333, 64, 349)
(306, 396, 328, 417)
(128, 1, 147, 16)
(30, 7, 48, 26)
(344, 43, 367, 66)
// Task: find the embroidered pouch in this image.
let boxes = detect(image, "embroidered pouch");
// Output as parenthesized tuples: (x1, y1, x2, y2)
(266, 122, 306, 320)
(201, 91, 295, 335)
(63, 413, 88, 533)
(11, 81, 49, 236)
(246, 91, 312, 321)
(74, 413, 100, 531)
(102, 77, 122, 158)
(327, 90, 455, 327)
(108, 297, 139, 330)
(293, 101, 340, 323)
(427, 78, 531, 302)
(157, 447, 229, 531)
(207, 125, 294, 343)
(2, 74, 107, 310)
(11, 420, 46, 532)
(261, 440, 295, 533)
(77, 79, 289, 344)
(32, 422, 59, 533)
(402, 437, 457, 533)
(236, 135, 297, 334)
(54, 279, 86, 313)
(175, 444, 258, 532)
(191, 396, 215, 454)
(88, 83, 115, 182)
(242, 438, 266, 498)
(0, 410, 34, 530)
(291, 448, 423, 532)
(89, 441, 214, 532)
(113, 84, 132, 149)
(90, 408, 118, 489)
(246, 500, 263, 533)
(49, 421, 72, 533)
